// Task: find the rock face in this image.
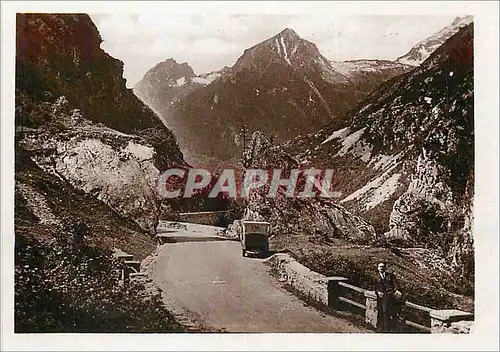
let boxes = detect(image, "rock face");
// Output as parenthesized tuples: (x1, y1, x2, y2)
(281, 24, 474, 277)
(243, 131, 377, 245)
(135, 28, 406, 169)
(15, 14, 188, 233)
(15, 13, 185, 170)
(19, 97, 162, 233)
(397, 16, 473, 66)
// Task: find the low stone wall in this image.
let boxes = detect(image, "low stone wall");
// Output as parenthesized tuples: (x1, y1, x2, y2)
(449, 320, 474, 334)
(430, 309, 474, 333)
(266, 252, 473, 334)
(267, 253, 346, 307)
(159, 221, 225, 237)
(178, 211, 227, 226)
(160, 221, 188, 231)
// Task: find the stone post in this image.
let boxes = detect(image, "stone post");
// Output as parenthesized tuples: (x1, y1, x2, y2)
(429, 309, 474, 333)
(123, 265, 133, 284)
(157, 234, 170, 245)
(364, 290, 378, 329)
(326, 276, 348, 308)
(115, 253, 133, 284)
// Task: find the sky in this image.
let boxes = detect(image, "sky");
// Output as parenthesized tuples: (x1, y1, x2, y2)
(90, 13, 457, 88)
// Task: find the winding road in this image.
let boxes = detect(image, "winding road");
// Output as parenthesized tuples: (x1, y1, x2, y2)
(146, 221, 368, 333)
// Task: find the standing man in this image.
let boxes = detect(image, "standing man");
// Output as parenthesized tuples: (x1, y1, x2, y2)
(375, 262, 402, 332)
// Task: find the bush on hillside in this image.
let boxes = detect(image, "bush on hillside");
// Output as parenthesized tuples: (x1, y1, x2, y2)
(15, 232, 184, 333)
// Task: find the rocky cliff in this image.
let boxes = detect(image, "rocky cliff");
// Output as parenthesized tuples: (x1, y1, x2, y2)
(16, 13, 185, 170)
(240, 127, 473, 309)
(15, 13, 187, 233)
(280, 23, 474, 282)
(242, 131, 377, 245)
(19, 97, 164, 233)
(14, 14, 195, 332)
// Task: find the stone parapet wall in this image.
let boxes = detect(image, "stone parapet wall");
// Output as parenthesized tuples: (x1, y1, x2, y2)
(430, 309, 474, 333)
(178, 211, 227, 226)
(449, 320, 474, 333)
(268, 253, 346, 306)
(266, 252, 473, 334)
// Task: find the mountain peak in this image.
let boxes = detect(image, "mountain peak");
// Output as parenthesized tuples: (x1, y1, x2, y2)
(397, 15, 473, 66)
(232, 27, 321, 71)
(141, 58, 195, 82)
(277, 28, 300, 38)
(158, 58, 193, 71)
(451, 15, 473, 26)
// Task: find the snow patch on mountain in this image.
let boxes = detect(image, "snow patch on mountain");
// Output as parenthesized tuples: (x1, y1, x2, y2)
(191, 76, 209, 85)
(336, 128, 366, 156)
(341, 165, 402, 210)
(321, 127, 350, 145)
(320, 127, 373, 161)
(192, 71, 222, 85)
(280, 36, 291, 65)
(315, 57, 349, 84)
(364, 173, 402, 210)
(369, 152, 403, 171)
(175, 77, 186, 86)
(329, 59, 410, 77)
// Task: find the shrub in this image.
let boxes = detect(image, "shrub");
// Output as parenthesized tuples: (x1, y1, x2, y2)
(15, 233, 184, 333)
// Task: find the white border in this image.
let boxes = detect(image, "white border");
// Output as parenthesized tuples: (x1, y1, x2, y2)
(1, 1, 499, 351)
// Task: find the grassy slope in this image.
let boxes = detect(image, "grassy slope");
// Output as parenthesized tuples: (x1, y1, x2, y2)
(270, 235, 473, 315)
(14, 142, 187, 332)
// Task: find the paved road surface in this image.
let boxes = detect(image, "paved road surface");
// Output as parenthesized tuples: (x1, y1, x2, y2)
(147, 222, 368, 333)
